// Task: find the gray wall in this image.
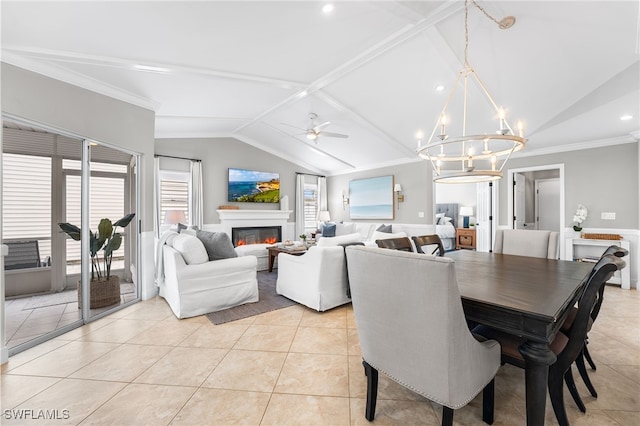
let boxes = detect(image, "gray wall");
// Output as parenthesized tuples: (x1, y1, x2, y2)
(327, 161, 433, 224)
(2, 63, 156, 231)
(155, 137, 316, 224)
(500, 143, 639, 229)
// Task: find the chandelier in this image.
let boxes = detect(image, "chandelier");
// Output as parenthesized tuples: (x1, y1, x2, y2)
(416, 0, 526, 183)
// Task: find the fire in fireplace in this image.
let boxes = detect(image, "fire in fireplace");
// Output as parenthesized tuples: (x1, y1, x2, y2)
(232, 226, 281, 247)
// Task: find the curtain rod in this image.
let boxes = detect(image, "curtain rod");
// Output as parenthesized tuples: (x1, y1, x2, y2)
(296, 172, 326, 178)
(154, 154, 201, 162)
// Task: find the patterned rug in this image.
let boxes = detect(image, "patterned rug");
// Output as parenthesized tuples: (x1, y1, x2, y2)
(22, 283, 136, 310)
(206, 271, 296, 325)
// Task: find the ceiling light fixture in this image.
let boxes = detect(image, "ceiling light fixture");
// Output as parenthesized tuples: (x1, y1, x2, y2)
(620, 114, 633, 121)
(416, 0, 526, 184)
(322, 4, 334, 14)
(435, 84, 446, 92)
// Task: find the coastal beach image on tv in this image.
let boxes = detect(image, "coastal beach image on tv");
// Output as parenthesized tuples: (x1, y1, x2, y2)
(349, 175, 394, 220)
(228, 168, 280, 203)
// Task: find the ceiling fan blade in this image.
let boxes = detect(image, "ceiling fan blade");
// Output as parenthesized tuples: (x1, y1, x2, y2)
(318, 131, 349, 139)
(312, 121, 331, 132)
(280, 122, 308, 132)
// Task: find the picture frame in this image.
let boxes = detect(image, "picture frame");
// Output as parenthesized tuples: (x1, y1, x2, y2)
(349, 175, 394, 220)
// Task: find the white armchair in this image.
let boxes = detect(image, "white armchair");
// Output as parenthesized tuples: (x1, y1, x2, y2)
(276, 245, 351, 311)
(493, 229, 559, 259)
(160, 234, 258, 319)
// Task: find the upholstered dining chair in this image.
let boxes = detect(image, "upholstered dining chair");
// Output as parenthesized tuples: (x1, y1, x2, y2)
(412, 234, 445, 256)
(345, 246, 501, 426)
(493, 229, 559, 259)
(375, 236, 413, 252)
(473, 254, 625, 426)
(562, 245, 629, 412)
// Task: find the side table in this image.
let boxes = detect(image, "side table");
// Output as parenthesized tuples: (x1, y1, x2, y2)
(267, 245, 307, 272)
(455, 228, 476, 250)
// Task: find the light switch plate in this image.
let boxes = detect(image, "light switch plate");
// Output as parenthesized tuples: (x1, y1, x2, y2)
(418, 211, 425, 218)
(601, 212, 616, 220)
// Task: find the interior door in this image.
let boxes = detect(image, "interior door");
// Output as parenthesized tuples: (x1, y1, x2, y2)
(535, 178, 560, 232)
(514, 173, 526, 229)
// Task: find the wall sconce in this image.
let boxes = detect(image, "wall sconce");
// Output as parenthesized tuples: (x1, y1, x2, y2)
(342, 190, 350, 210)
(394, 184, 404, 209)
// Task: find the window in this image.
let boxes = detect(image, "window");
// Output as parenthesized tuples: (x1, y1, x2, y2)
(159, 170, 190, 226)
(2, 153, 52, 262)
(303, 183, 318, 232)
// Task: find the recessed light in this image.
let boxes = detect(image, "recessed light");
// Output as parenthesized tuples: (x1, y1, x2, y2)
(620, 114, 633, 121)
(322, 3, 334, 14)
(435, 84, 445, 92)
(133, 64, 170, 74)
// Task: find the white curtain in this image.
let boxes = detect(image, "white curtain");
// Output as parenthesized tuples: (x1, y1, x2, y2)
(153, 157, 161, 238)
(189, 160, 204, 230)
(295, 174, 306, 239)
(317, 176, 327, 218)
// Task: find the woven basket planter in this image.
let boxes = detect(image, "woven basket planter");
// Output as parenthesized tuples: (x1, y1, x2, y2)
(78, 275, 121, 309)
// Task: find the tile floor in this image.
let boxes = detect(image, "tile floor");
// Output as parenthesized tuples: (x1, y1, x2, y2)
(1, 285, 639, 425)
(5, 288, 137, 349)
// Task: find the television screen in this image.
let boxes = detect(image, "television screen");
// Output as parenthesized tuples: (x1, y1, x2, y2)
(228, 168, 280, 203)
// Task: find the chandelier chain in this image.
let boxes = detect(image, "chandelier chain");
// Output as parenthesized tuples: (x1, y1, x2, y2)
(464, 0, 504, 66)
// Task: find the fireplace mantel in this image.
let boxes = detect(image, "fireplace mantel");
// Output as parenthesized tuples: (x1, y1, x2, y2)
(217, 209, 293, 242)
(217, 209, 292, 222)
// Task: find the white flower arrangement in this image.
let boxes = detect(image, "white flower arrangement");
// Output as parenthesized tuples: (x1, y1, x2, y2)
(572, 204, 588, 231)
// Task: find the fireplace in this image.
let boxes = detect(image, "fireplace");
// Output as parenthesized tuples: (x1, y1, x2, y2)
(232, 226, 281, 247)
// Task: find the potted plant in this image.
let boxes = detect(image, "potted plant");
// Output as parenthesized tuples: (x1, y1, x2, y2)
(59, 213, 135, 308)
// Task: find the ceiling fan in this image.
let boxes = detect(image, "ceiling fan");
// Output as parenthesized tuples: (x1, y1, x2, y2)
(281, 113, 349, 143)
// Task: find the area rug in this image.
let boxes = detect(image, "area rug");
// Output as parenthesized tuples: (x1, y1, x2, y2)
(206, 271, 296, 325)
(23, 282, 136, 310)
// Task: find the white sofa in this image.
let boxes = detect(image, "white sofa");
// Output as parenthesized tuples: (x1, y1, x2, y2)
(160, 233, 258, 319)
(276, 244, 352, 311)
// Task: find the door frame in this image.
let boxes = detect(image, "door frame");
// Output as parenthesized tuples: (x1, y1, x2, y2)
(507, 164, 565, 254)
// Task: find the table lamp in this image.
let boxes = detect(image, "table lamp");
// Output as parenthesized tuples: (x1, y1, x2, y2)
(460, 206, 473, 228)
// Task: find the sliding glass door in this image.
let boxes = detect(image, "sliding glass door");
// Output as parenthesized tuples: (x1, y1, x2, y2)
(2, 117, 140, 355)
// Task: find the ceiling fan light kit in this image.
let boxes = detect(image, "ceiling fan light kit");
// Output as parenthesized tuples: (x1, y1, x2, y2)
(283, 112, 348, 144)
(416, 0, 526, 184)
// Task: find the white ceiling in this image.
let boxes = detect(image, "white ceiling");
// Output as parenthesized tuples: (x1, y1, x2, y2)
(2, 1, 639, 175)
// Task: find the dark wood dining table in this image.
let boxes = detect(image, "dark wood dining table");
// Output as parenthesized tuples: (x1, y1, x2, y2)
(445, 250, 593, 426)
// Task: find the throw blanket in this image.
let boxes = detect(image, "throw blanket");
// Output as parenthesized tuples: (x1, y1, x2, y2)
(155, 231, 179, 289)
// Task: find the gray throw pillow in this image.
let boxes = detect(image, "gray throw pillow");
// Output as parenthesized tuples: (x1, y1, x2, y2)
(196, 230, 238, 261)
(322, 222, 336, 237)
(376, 224, 392, 233)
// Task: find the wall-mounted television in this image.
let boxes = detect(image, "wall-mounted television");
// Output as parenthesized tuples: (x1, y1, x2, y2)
(228, 168, 280, 203)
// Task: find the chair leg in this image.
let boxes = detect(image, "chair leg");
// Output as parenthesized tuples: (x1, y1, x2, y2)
(549, 368, 570, 426)
(442, 406, 454, 426)
(564, 367, 586, 413)
(482, 379, 495, 425)
(576, 349, 598, 398)
(363, 361, 378, 421)
(583, 342, 597, 370)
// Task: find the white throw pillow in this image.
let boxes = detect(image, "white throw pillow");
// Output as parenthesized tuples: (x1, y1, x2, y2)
(335, 222, 356, 236)
(171, 233, 209, 265)
(317, 232, 363, 247)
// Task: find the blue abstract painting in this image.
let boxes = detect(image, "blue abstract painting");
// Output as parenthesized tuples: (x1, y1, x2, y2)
(349, 175, 394, 220)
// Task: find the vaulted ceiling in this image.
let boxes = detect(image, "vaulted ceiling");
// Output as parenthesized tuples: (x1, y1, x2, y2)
(2, 1, 639, 175)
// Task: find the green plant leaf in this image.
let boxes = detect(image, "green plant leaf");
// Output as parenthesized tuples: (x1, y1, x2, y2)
(98, 218, 113, 240)
(113, 213, 135, 228)
(104, 233, 122, 255)
(58, 223, 81, 241)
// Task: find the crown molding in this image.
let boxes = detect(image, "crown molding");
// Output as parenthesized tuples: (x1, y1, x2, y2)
(2, 51, 161, 111)
(511, 135, 638, 159)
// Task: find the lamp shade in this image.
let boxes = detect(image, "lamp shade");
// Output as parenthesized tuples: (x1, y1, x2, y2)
(164, 210, 186, 225)
(460, 206, 474, 217)
(318, 211, 331, 222)
(394, 184, 403, 192)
